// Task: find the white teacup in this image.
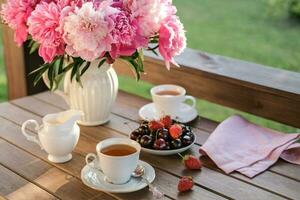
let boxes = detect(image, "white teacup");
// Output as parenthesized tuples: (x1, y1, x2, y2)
(151, 84, 196, 118)
(85, 138, 141, 185)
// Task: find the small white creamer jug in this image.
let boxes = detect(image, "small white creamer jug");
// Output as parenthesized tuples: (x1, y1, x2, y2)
(21, 110, 83, 163)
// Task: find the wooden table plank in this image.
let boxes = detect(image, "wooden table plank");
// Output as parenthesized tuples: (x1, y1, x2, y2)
(0, 106, 224, 200)
(33, 91, 219, 133)
(33, 92, 300, 181)
(0, 165, 57, 200)
(10, 96, 226, 200)
(0, 116, 169, 200)
(0, 195, 8, 200)
(0, 139, 117, 200)
(7, 96, 292, 198)
(110, 91, 300, 181)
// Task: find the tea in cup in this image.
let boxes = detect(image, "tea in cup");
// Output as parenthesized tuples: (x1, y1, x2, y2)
(151, 84, 196, 118)
(85, 138, 141, 185)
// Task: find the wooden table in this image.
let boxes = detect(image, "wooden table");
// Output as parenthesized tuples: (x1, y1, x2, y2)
(0, 91, 299, 200)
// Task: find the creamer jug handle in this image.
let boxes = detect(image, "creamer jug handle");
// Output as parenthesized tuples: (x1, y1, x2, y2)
(21, 120, 43, 149)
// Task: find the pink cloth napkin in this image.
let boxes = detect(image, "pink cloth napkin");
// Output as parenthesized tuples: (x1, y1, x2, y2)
(199, 115, 300, 178)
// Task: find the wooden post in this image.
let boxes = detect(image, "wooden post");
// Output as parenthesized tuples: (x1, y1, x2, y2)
(1, 25, 27, 100)
(1, 24, 47, 100)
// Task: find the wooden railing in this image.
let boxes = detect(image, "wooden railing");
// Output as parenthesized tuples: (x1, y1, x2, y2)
(1, 26, 300, 128)
(114, 49, 300, 128)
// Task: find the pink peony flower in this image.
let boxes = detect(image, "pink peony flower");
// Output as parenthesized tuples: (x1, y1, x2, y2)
(159, 15, 187, 70)
(109, 2, 148, 59)
(27, 1, 65, 63)
(1, 0, 40, 46)
(63, 2, 118, 61)
(56, 0, 85, 8)
(39, 44, 64, 63)
(124, 0, 176, 37)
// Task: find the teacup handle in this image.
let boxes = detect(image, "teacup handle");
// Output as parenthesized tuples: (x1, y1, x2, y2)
(185, 95, 196, 108)
(21, 120, 43, 149)
(85, 153, 100, 169)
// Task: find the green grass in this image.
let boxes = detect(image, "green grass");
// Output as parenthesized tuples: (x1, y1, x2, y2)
(0, 39, 7, 102)
(174, 0, 300, 72)
(0, 0, 299, 132)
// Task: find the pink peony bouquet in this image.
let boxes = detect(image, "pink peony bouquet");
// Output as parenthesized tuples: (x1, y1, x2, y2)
(1, 0, 186, 89)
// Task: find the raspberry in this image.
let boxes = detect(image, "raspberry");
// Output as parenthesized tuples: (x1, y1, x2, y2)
(183, 155, 202, 170)
(169, 124, 182, 139)
(178, 176, 194, 192)
(160, 115, 172, 128)
(148, 120, 164, 131)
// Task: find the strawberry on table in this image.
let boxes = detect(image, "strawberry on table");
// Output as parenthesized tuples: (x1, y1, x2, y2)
(182, 154, 202, 170)
(169, 124, 182, 139)
(160, 115, 172, 128)
(178, 176, 194, 192)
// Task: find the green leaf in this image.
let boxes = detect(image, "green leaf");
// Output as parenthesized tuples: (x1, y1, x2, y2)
(131, 51, 139, 59)
(29, 64, 49, 75)
(47, 63, 54, 90)
(149, 39, 159, 43)
(63, 62, 75, 72)
(149, 48, 158, 56)
(138, 49, 144, 60)
(70, 62, 78, 82)
(147, 45, 159, 51)
(137, 51, 144, 73)
(58, 56, 64, 73)
(70, 60, 83, 82)
(33, 73, 43, 86)
(121, 57, 141, 80)
(76, 66, 83, 87)
(28, 40, 34, 47)
(53, 73, 65, 91)
(98, 58, 107, 68)
(33, 67, 48, 86)
(29, 42, 39, 54)
(80, 61, 91, 76)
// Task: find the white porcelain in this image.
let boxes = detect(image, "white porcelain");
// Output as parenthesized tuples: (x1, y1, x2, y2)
(151, 84, 196, 119)
(85, 138, 141, 185)
(81, 160, 155, 193)
(21, 110, 83, 163)
(139, 103, 198, 123)
(135, 132, 196, 156)
(141, 139, 195, 156)
(43, 61, 118, 126)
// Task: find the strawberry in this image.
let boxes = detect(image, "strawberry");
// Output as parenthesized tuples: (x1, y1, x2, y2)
(178, 176, 194, 192)
(183, 155, 202, 170)
(160, 115, 172, 128)
(148, 120, 164, 131)
(169, 124, 182, 139)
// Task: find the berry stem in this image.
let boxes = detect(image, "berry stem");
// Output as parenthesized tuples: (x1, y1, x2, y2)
(177, 153, 184, 159)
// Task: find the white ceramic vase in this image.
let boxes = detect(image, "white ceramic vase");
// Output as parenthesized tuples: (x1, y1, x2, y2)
(43, 61, 118, 126)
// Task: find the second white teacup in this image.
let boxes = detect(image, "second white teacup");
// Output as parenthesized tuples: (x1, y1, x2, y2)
(85, 138, 141, 185)
(151, 84, 196, 118)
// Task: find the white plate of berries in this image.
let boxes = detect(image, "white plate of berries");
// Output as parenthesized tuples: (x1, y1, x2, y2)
(130, 116, 196, 156)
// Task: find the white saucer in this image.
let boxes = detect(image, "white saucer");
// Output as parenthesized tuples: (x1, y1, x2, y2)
(81, 160, 155, 193)
(139, 103, 198, 123)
